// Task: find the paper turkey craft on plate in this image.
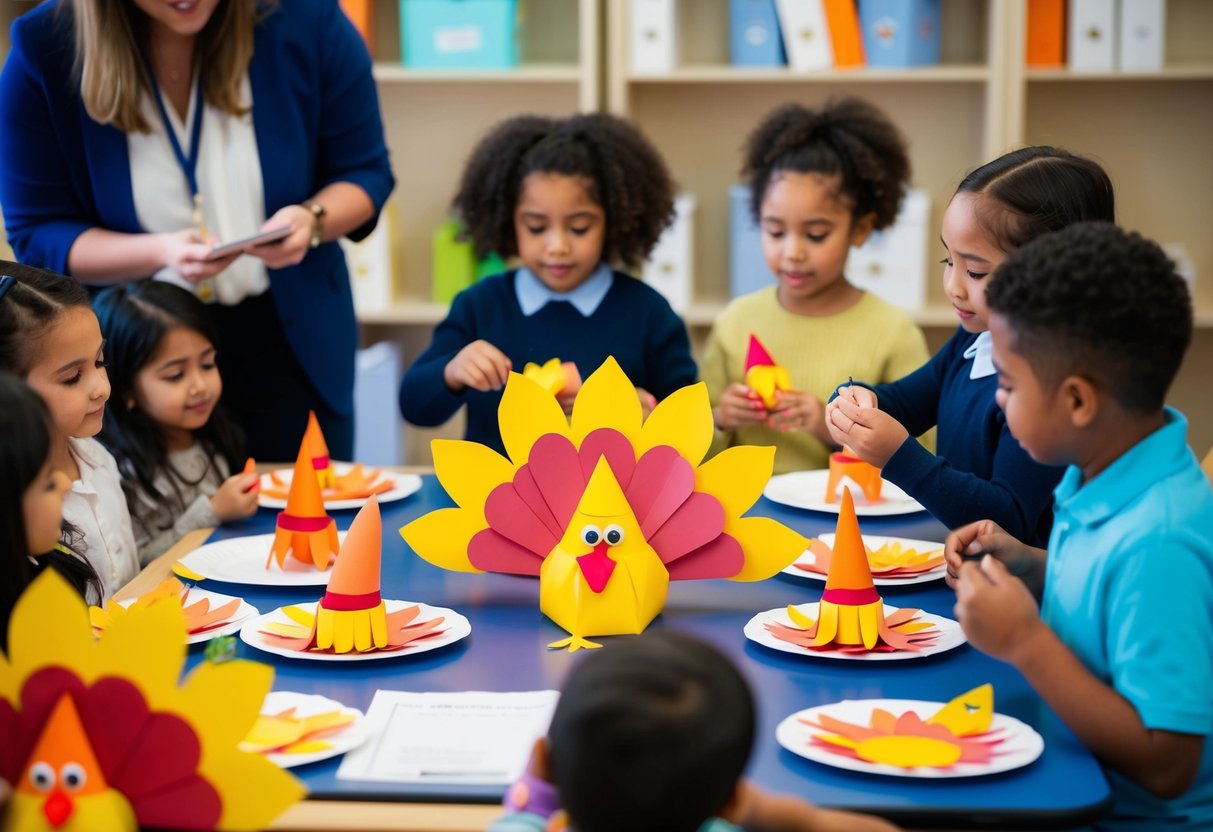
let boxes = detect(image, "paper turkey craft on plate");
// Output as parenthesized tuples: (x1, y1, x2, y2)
(783, 533, 946, 586)
(0, 571, 303, 832)
(776, 684, 1044, 778)
(258, 411, 411, 509)
(746, 489, 963, 659)
(243, 496, 470, 660)
(401, 357, 807, 652)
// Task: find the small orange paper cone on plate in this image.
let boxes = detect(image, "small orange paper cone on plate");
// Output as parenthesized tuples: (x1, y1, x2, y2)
(268, 447, 339, 570)
(302, 411, 335, 489)
(314, 496, 389, 652)
(825, 447, 883, 504)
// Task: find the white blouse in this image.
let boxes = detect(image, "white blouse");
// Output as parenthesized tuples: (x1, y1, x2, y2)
(129, 73, 268, 305)
(62, 437, 139, 603)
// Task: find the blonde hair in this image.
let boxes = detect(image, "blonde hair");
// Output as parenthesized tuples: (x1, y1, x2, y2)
(70, 0, 269, 133)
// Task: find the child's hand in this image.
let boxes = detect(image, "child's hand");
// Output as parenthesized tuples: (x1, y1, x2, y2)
(767, 389, 831, 444)
(210, 472, 260, 523)
(161, 229, 240, 282)
(635, 387, 658, 419)
(713, 383, 767, 431)
(944, 520, 1039, 590)
(825, 394, 908, 467)
(838, 382, 877, 409)
(443, 340, 512, 393)
(954, 555, 1047, 666)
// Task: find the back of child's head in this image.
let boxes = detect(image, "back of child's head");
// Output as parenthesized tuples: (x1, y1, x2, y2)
(0, 261, 91, 376)
(452, 112, 675, 269)
(546, 630, 755, 832)
(955, 146, 1115, 253)
(93, 280, 244, 504)
(987, 222, 1191, 414)
(742, 97, 910, 229)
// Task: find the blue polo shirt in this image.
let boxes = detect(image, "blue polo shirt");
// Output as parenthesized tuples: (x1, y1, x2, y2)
(1043, 408, 1213, 829)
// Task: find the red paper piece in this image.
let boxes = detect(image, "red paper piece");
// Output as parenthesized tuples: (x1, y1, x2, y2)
(625, 446, 695, 538)
(577, 428, 636, 490)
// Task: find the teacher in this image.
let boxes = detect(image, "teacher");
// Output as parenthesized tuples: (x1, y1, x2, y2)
(0, 0, 395, 461)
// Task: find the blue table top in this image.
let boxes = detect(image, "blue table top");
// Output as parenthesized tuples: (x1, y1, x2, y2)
(185, 476, 1111, 829)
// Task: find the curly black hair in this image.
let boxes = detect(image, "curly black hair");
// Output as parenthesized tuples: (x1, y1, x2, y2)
(742, 97, 910, 228)
(987, 222, 1191, 413)
(451, 112, 675, 269)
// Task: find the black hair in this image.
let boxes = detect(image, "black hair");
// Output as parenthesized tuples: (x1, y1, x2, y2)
(0, 259, 92, 376)
(955, 146, 1115, 253)
(987, 222, 1191, 413)
(452, 112, 676, 269)
(93, 280, 245, 538)
(547, 631, 755, 832)
(0, 372, 101, 648)
(742, 97, 910, 228)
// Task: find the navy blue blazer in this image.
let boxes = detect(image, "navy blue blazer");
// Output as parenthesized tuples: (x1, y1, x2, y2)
(0, 0, 395, 414)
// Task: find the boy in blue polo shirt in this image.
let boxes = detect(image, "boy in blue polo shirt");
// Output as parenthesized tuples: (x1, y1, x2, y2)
(946, 222, 1213, 830)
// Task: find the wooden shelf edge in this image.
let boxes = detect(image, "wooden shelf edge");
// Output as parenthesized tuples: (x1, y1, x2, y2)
(626, 64, 990, 84)
(1025, 65, 1213, 81)
(373, 64, 583, 83)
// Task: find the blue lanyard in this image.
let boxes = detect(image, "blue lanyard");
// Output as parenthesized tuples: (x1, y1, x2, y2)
(144, 59, 206, 224)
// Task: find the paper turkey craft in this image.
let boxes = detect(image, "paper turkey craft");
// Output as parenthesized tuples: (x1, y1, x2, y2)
(0, 571, 303, 831)
(743, 334, 791, 410)
(765, 489, 940, 653)
(401, 357, 807, 651)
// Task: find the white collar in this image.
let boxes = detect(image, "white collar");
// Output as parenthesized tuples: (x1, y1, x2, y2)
(514, 264, 613, 317)
(963, 330, 996, 379)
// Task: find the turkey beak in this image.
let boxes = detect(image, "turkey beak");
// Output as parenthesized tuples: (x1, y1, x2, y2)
(576, 541, 616, 593)
(42, 789, 74, 828)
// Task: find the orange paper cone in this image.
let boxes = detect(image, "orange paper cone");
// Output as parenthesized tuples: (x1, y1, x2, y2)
(268, 448, 339, 570)
(302, 411, 335, 489)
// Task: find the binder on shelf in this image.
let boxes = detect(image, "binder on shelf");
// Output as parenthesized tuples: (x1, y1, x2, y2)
(823, 0, 865, 68)
(339, 0, 374, 50)
(354, 342, 403, 466)
(341, 202, 396, 315)
(1026, 0, 1066, 66)
(1067, 0, 1115, 71)
(774, 0, 834, 72)
(728, 185, 769, 299)
(729, 0, 786, 67)
(432, 219, 478, 304)
(630, 0, 677, 74)
(642, 193, 695, 313)
(845, 187, 930, 312)
(1118, 0, 1165, 71)
(400, 0, 518, 70)
(858, 0, 941, 68)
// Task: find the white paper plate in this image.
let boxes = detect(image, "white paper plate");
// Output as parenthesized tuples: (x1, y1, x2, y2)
(111, 586, 258, 645)
(781, 534, 946, 587)
(258, 465, 422, 511)
(177, 532, 346, 587)
(250, 691, 368, 768)
(763, 470, 926, 516)
(744, 602, 965, 661)
(776, 698, 1044, 778)
(240, 600, 471, 662)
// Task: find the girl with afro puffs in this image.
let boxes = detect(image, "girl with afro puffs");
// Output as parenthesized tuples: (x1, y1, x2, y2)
(399, 113, 697, 455)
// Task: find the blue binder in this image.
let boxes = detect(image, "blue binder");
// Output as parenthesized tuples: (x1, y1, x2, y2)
(729, 0, 787, 67)
(729, 185, 770, 298)
(858, 0, 941, 68)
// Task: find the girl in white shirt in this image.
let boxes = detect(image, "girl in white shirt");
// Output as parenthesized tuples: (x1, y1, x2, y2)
(0, 262, 136, 602)
(94, 280, 258, 562)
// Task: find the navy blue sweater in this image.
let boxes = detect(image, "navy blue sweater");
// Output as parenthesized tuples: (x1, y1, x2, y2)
(868, 327, 1063, 546)
(399, 271, 697, 456)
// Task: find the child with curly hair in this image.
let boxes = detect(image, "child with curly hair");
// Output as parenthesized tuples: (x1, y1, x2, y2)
(702, 99, 929, 474)
(399, 113, 697, 454)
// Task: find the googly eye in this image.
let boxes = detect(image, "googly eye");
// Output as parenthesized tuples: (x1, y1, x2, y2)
(60, 762, 87, 792)
(604, 524, 625, 546)
(29, 761, 55, 792)
(579, 525, 602, 546)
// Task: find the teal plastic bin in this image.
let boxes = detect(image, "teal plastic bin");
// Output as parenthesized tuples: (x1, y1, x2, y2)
(401, 0, 519, 69)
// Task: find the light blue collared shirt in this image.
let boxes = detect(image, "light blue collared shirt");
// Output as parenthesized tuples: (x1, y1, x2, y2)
(514, 264, 614, 317)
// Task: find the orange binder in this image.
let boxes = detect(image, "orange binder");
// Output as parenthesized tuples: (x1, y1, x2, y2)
(1026, 0, 1065, 66)
(339, 0, 373, 49)
(823, 0, 865, 69)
